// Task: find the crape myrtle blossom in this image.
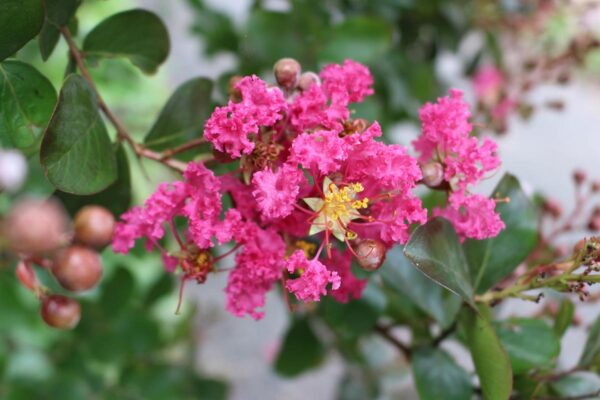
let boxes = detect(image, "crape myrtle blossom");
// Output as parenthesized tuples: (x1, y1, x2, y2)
(112, 58, 505, 320)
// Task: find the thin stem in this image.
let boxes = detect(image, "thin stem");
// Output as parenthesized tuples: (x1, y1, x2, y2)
(432, 321, 457, 346)
(374, 323, 411, 360)
(160, 138, 207, 160)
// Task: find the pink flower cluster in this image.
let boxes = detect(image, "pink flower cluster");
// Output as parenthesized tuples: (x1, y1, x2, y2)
(113, 59, 505, 320)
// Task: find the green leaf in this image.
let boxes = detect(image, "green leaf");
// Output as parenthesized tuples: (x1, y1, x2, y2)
(83, 9, 170, 74)
(99, 266, 135, 314)
(554, 298, 575, 337)
(464, 174, 538, 293)
(319, 296, 382, 340)
(319, 17, 393, 64)
(0, 0, 44, 61)
(551, 373, 600, 398)
(38, 0, 81, 61)
(404, 217, 475, 307)
(144, 77, 213, 150)
(461, 307, 513, 400)
(412, 347, 473, 400)
(495, 318, 560, 374)
(40, 74, 117, 194)
(0, 60, 57, 150)
(580, 316, 600, 368)
(55, 144, 132, 216)
(381, 246, 461, 329)
(274, 317, 326, 377)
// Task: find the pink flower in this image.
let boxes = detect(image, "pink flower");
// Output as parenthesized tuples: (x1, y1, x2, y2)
(473, 66, 504, 105)
(323, 249, 366, 303)
(370, 195, 428, 245)
(285, 250, 341, 302)
(225, 226, 286, 319)
(320, 59, 374, 104)
(220, 175, 259, 221)
(204, 76, 287, 158)
(289, 130, 348, 174)
(252, 163, 304, 220)
(288, 84, 345, 133)
(434, 192, 505, 241)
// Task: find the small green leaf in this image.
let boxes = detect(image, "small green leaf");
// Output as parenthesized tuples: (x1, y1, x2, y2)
(412, 346, 473, 400)
(404, 217, 475, 306)
(0, 60, 57, 150)
(319, 17, 393, 64)
(38, 0, 81, 60)
(319, 296, 382, 340)
(40, 74, 117, 194)
(55, 144, 132, 216)
(579, 316, 600, 368)
(495, 318, 560, 374)
(465, 174, 538, 293)
(381, 246, 461, 329)
(144, 77, 213, 150)
(551, 372, 600, 398)
(461, 307, 513, 400)
(274, 317, 326, 377)
(0, 0, 44, 61)
(83, 9, 170, 74)
(554, 298, 575, 337)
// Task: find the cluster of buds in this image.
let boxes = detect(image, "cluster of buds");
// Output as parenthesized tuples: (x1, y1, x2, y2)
(1, 200, 115, 329)
(112, 58, 505, 320)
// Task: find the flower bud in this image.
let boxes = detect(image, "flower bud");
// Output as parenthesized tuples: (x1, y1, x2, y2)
(355, 239, 386, 271)
(40, 295, 80, 329)
(74, 206, 115, 250)
(274, 58, 301, 89)
(592, 181, 600, 193)
(15, 261, 37, 292)
(0, 149, 27, 192)
(588, 216, 600, 231)
(51, 245, 103, 292)
(573, 169, 586, 185)
(228, 75, 243, 102)
(421, 162, 445, 188)
(542, 198, 562, 219)
(297, 72, 320, 91)
(4, 198, 70, 256)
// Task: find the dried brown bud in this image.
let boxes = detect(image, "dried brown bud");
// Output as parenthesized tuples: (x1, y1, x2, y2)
(40, 295, 80, 329)
(51, 245, 103, 292)
(573, 169, 586, 185)
(421, 162, 445, 188)
(355, 239, 386, 271)
(588, 216, 600, 231)
(297, 72, 320, 91)
(591, 182, 600, 193)
(4, 198, 70, 256)
(274, 58, 301, 89)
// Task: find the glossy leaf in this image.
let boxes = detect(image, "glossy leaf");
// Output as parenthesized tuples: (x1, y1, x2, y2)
(319, 17, 393, 64)
(404, 217, 475, 307)
(38, 0, 81, 60)
(319, 293, 383, 339)
(55, 144, 132, 216)
(0, 0, 44, 61)
(40, 74, 117, 194)
(274, 317, 325, 377)
(83, 9, 170, 74)
(495, 318, 560, 374)
(554, 298, 575, 337)
(144, 77, 213, 150)
(381, 246, 461, 329)
(412, 347, 473, 400)
(0, 60, 56, 150)
(579, 315, 600, 368)
(461, 307, 513, 400)
(464, 174, 538, 293)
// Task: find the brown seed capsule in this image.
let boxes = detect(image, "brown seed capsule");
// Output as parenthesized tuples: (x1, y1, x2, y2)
(588, 216, 600, 231)
(51, 246, 102, 292)
(573, 169, 586, 185)
(274, 58, 301, 89)
(421, 162, 445, 188)
(40, 295, 81, 329)
(74, 206, 115, 250)
(355, 239, 386, 271)
(4, 198, 70, 256)
(297, 72, 320, 91)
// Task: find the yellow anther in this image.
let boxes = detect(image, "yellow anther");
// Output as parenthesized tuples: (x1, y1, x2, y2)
(351, 183, 364, 193)
(345, 230, 358, 240)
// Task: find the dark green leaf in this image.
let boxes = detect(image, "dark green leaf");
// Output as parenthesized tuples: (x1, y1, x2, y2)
(337, 368, 380, 400)
(144, 77, 213, 150)
(465, 174, 538, 293)
(412, 346, 473, 400)
(0, 0, 44, 61)
(144, 273, 175, 306)
(319, 296, 382, 340)
(56, 144, 132, 216)
(580, 316, 600, 368)
(461, 307, 513, 400)
(319, 17, 393, 64)
(495, 318, 560, 374)
(99, 267, 135, 313)
(274, 317, 325, 377)
(554, 298, 575, 337)
(83, 9, 170, 74)
(38, 0, 81, 60)
(40, 74, 117, 194)
(381, 246, 461, 328)
(0, 60, 56, 150)
(404, 217, 475, 306)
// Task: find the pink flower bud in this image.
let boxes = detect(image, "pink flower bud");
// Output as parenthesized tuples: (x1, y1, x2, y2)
(355, 239, 386, 271)
(421, 161, 445, 188)
(274, 58, 301, 89)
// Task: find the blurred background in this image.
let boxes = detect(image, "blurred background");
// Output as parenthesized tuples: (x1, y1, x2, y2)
(2, 0, 600, 398)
